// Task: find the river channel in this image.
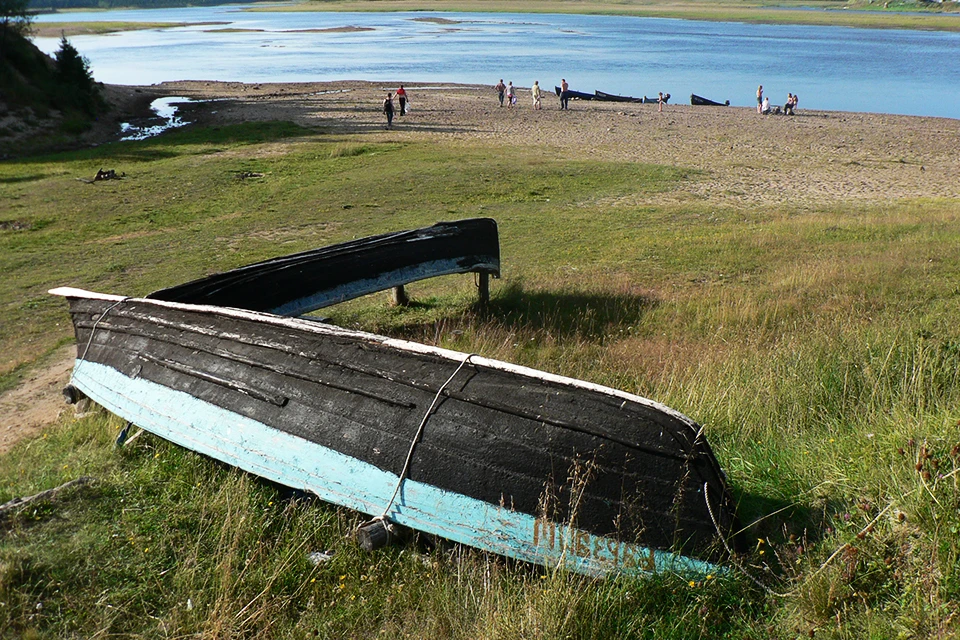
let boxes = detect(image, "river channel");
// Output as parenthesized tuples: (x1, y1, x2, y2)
(31, 4, 960, 119)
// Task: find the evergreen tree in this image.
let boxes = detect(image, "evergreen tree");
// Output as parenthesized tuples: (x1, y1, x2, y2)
(54, 34, 102, 115)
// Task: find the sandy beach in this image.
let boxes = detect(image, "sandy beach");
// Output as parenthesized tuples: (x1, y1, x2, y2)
(127, 80, 960, 207)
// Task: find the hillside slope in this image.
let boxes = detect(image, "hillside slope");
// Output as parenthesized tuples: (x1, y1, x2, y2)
(0, 26, 122, 157)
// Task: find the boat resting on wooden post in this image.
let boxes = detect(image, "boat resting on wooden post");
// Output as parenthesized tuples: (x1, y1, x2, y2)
(50, 223, 743, 578)
(147, 218, 501, 315)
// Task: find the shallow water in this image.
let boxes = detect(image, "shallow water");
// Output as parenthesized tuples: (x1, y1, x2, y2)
(119, 96, 193, 141)
(32, 6, 960, 119)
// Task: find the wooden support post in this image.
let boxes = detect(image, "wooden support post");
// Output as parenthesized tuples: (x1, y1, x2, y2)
(357, 518, 395, 551)
(477, 272, 490, 307)
(391, 285, 410, 307)
(62, 384, 86, 405)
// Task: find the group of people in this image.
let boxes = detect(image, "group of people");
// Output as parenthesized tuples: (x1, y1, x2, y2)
(757, 85, 799, 116)
(381, 85, 408, 127)
(383, 81, 797, 126)
(495, 79, 544, 109)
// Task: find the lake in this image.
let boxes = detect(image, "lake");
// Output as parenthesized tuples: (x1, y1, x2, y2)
(32, 5, 960, 119)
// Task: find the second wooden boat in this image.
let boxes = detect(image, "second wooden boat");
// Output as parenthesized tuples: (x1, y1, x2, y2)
(148, 218, 500, 316)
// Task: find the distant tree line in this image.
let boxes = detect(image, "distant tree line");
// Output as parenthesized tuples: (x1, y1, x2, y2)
(28, 0, 263, 9)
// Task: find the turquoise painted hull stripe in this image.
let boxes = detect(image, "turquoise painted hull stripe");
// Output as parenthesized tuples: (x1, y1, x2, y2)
(72, 360, 718, 577)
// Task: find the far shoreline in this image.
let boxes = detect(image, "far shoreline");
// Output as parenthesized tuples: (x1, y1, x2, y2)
(27, 0, 960, 34)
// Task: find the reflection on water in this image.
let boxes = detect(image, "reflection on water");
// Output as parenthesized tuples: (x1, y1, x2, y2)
(120, 96, 193, 140)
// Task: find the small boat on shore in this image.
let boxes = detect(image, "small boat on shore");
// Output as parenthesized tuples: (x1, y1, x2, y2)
(690, 94, 730, 107)
(594, 90, 642, 103)
(595, 91, 670, 104)
(555, 86, 596, 101)
(51, 220, 743, 577)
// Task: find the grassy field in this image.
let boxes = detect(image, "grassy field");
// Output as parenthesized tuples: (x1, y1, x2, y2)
(2, 119, 960, 638)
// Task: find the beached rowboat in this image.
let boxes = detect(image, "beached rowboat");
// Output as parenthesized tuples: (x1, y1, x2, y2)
(594, 91, 670, 104)
(554, 86, 596, 101)
(690, 94, 730, 107)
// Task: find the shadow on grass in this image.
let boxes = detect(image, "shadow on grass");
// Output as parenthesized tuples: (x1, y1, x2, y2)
(481, 280, 659, 340)
(0, 174, 50, 184)
(362, 279, 659, 345)
(730, 487, 840, 583)
(12, 121, 314, 165)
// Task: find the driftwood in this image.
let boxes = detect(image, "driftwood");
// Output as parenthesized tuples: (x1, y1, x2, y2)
(0, 476, 96, 519)
(77, 169, 125, 184)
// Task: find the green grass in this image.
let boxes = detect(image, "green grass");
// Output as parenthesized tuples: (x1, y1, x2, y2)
(2, 120, 960, 637)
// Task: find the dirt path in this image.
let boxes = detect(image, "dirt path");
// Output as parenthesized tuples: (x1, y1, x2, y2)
(0, 346, 75, 455)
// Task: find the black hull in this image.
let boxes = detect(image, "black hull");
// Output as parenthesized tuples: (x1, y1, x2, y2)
(594, 90, 643, 103)
(148, 218, 500, 317)
(690, 94, 730, 107)
(642, 93, 670, 104)
(594, 91, 671, 105)
(555, 86, 596, 101)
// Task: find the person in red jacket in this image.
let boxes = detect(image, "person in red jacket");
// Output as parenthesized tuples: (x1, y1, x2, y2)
(396, 85, 407, 116)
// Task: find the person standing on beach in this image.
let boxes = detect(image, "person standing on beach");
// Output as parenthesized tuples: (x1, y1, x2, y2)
(383, 92, 394, 127)
(657, 91, 665, 113)
(559, 78, 569, 110)
(506, 82, 515, 108)
(756, 85, 763, 114)
(396, 85, 407, 116)
(495, 79, 506, 107)
(532, 81, 542, 110)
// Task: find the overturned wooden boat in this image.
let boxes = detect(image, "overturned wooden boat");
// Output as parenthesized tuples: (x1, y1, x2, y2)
(51, 221, 742, 577)
(690, 94, 730, 107)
